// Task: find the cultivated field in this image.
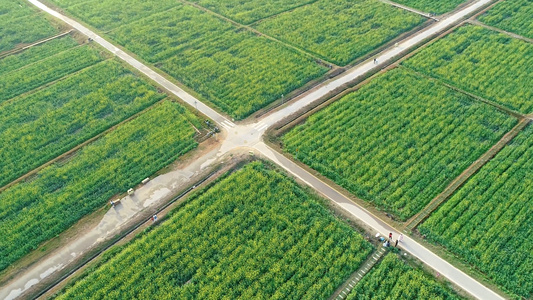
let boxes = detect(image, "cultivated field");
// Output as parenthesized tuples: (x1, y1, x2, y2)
(0, 101, 201, 272)
(49, 0, 180, 31)
(49, 1, 328, 119)
(0, 0, 59, 52)
(0, 44, 103, 102)
(0, 42, 166, 188)
(419, 125, 533, 298)
(478, 0, 533, 39)
(403, 25, 533, 114)
(392, 0, 466, 14)
(282, 68, 516, 220)
(54, 162, 373, 299)
(255, 0, 424, 66)
(191, 0, 316, 25)
(347, 254, 462, 299)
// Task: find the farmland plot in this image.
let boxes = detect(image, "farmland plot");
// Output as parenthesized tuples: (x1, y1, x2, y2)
(0, 36, 78, 77)
(54, 162, 373, 299)
(108, 4, 327, 119)
(392, 0, 467, 14)
(191, 0, 316, 24)
(0, 0, 59, 52)
(479, 0, 533, 39)
(254, 0, 424, 66)
(419, 125, 533, 298)
(347, 254, 463, 299)
(0, 44, 103, 102)
(403, 25, 533, 114)
(49, 0, 181, 31)
(282, 68, 516, 220)
(0, 59, 165, 188)
(0, 101, 200, 272)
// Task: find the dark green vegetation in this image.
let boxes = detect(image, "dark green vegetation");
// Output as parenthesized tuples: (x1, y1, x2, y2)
(347, 254, 462, 299)
(0, 44, 103, 103)
(403, 25, 533, 114)
(420, 125, 533, 299)
(479, 0, 533, 39)
(255, 0, 424, 65)
(392, 0, 466, 14)
(191, 0, 316, 25)
(0, 37, 78, 76)
(55, 162, 373, 299)
(0, 101, 200, 272)
(49, 1, 328, 119)
(0, 0, 59, 52)
(0, 45, 166, 187)
(282, 68, 516, 220)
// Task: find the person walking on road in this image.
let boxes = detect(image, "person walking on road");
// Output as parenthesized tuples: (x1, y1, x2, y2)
(389, 232, 393, 241)
(399, 234, 404, 243)
(374, 58, 378, 64)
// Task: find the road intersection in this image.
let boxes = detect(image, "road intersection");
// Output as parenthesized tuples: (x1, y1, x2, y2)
(5, 0, 506, 299)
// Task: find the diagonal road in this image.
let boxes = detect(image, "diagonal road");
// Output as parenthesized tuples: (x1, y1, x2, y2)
(12, 0, 505, 299)
(254, 142, 504, 300)
(26, 0, 235, 129)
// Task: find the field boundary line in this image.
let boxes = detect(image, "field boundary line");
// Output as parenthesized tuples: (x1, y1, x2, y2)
(379, 0, 439, 20)
(0, 98, 167, 193)
(0, 57, 109, 108)
(0, 30, 73, 59)
(400, 66, 526, 119)
(177, 0, 339, 69)
(0, 42, 87, 78)
(404, 118, 531, 231)
(467, 20, 533, 44)
(329, 246, 388, 300)
(246, 0, 320, 26)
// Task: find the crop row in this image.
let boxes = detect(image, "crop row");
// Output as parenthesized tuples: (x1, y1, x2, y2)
(54, 162, 373, 299)
(0, 44, 104, 103)
(0, 0, 59, 52)
(0, 59, 165, 188)
(347, 254, 462, 299)
(108, 4, 327, 119)
(282, 68, 516, 220)
(392, 0, 466, 14)
(478, 0, 533, 40)
(403, 25, 533, 114)
(0, 101, 200, 272)
(0, 36, 78, 77)
(419, 125, 533, 298)
(191, 0, 316, 25)
(254, 0, 424, 66)
(52, 0, 180, 32)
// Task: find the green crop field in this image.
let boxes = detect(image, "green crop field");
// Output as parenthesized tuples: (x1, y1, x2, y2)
(0, 0, 59, 52)
(392, 0, 466, 14)
(282, 68, 516, 220)
(255, 0, 424, 66)
(48, 2, 327, 120)
(0, 101, 200, 272)
(403, 25, 533, 114)
(347, 254, 462, 299)
(419, 125, 533, 298)
(0, 57, 165, 188)
(191, 0, 315, 25)
(0, 37, 78, 76)
(479, 0, 533, 39)
(54, 162, 373, 299)
(49, 0, 180, 31)
(0, 44, 104, 103)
